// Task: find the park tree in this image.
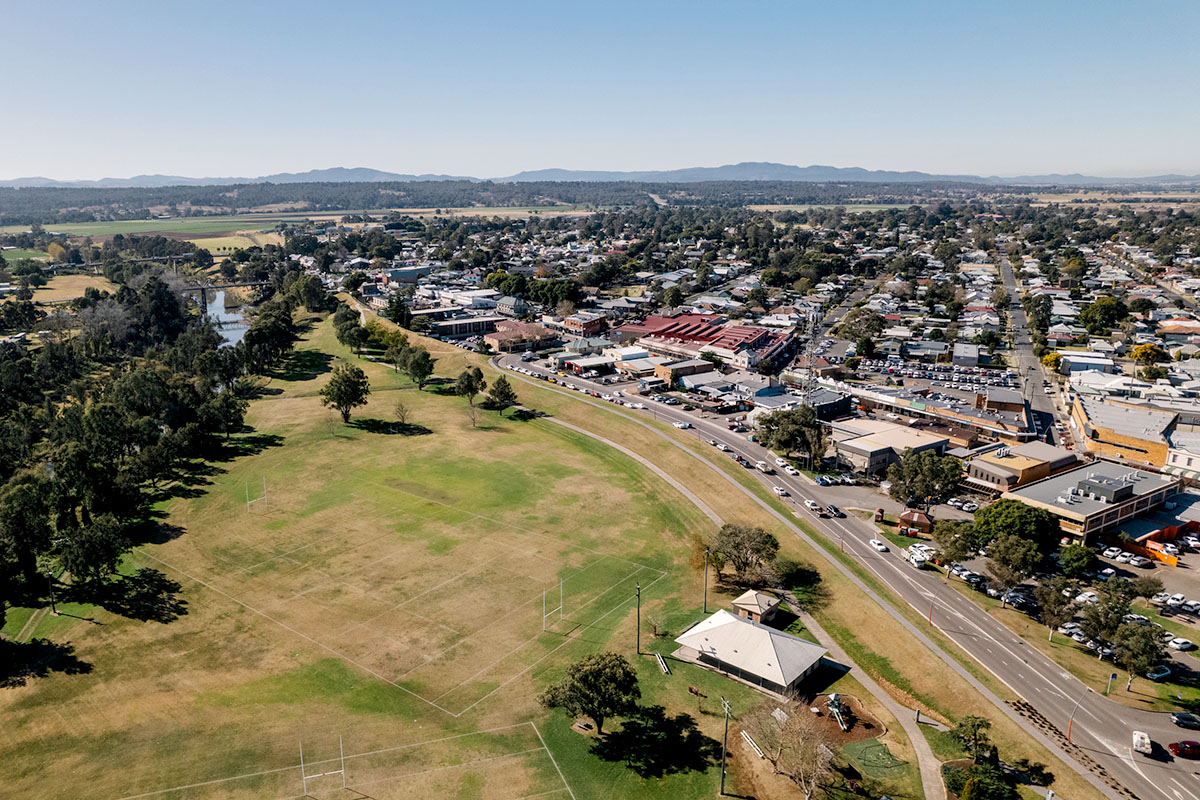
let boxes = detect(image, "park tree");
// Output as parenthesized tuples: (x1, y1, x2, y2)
(455, 367, 487, 406)
(393, 400, 410, 429)
(1058, 543, 1094, 578)
(538, 652, 640, 735)
(1081, 584, 1131, 645)
(486, 375, 518, 415)
(400, 346, 436, 389)
(953, 715, 993, 762)
(0, 474, 51, 582)
(744, 705, 836, 800)
(1033, 578, 1077, 641)
(58, 514, 129, 584)
(319, 362, 371, 423)
(1113, 624, 1166, 691)
(885, 448, 962, 506)
(710, 523, 779, 583)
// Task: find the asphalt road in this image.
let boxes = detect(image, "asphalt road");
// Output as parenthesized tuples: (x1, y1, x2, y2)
(500, 353, 1200, 800)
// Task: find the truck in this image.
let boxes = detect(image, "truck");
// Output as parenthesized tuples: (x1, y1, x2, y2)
(903, 547, 927, 569)
(1133, 730, 1152, 756)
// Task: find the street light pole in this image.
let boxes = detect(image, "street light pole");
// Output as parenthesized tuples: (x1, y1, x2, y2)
(720, 696, 732, 796)
(703, 548, 709, 614)
(635, 583, 641, 655)
(1067, 687, 1090, 744)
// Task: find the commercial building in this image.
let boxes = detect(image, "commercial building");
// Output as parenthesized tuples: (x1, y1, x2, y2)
(613, 311, 792, 369)
(831, 419, 950, 476)
(962, 441, 1082, 493)
(431, 314, 506, 339)
(483, 320, 555, 352)
(1070, 395, 1174, 467)
(674, 610, 827, 696)
(1002, 462, 1179, 540)
(654, 358, 715, 386)
(562, 311, 608, 336)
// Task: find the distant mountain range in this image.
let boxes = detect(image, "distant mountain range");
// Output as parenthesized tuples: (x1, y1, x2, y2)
(3, 162, 1199, 188)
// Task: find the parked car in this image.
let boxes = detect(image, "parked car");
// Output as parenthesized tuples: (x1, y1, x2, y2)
(1182, 600, 1200, 614)
(1171, 712, 1200, 730)
(1168, 593, 1187, 607)
(1115, 551, 1134, 564)
(1146, 664, 1173, 681)
(1103, 546, 1122, 559)
(869, 539, 889, 552)
(961, 501, 979, 513)
(1151, 591, 1172, 605)
(1169, 637, 1195, 651)
(1130, 556, 1152, 568)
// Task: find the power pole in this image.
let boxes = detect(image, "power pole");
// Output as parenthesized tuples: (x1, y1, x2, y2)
(703, 548, 709, 614)
(720, 696, 732, 795)
(635, 583, 641, 655)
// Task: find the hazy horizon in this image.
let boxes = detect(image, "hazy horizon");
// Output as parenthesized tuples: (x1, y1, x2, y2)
(7, 0, 1200, 181)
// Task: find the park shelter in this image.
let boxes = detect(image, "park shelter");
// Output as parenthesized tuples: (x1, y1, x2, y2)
(674, 610, 826, 695)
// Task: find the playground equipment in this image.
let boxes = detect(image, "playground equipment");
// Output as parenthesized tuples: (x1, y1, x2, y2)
(826, 693, 851, 732)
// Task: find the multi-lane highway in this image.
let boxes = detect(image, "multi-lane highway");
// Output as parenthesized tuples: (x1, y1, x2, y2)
(498, 353, 1200, 800)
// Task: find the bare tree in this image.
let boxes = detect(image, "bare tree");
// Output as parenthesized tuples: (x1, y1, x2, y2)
(745, 706, 836, 800)
(77, 300, 132, 357)
(465, 402, 479, 428)
(326, 413, 340, 437)
(393, 400, 410, 431)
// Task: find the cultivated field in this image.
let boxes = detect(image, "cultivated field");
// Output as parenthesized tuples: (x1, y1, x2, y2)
(0, 316, 782, 800)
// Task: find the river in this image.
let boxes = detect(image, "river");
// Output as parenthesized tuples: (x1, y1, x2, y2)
(204, 290, 250, 347)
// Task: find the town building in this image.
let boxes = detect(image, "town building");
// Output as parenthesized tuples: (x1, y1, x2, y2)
(1001, 462, 1179, 541)
(962, 441, 1082, 493)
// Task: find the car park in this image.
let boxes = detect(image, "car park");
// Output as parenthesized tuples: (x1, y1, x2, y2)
(870, 539, 889, 552)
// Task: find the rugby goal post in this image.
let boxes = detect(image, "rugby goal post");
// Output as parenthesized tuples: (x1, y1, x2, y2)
(299, 736, 346, 794)
(246, 477, 268, 513)
(542, 579, 563, 633)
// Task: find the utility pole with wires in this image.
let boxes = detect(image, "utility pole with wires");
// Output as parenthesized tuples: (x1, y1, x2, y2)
(703, 548, 710, 614)
(719, 696, 732, 795)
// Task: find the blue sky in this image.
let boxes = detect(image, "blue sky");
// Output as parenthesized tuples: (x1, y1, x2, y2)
(6, 0, 1199, 180)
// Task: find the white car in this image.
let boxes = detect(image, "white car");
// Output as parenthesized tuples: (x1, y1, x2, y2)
(1102, 546, 1122, 559)
(1169, 638, 1196, 651)
(784, 466, 800, 476)
(672, 421, 692, 429)
(715, 443, 731, 452)
(1151, 591, 1172, 605)
(1075, 591, 1099, 605)
(775, 457, 788, 467)
(947, 498, 964, 508)
(1167, 593, 1187, 607)
(1182, 600, 1200, 614)
(1115, 552, 1134, 564)
(961, 502, 979, 513)
(1161, 543, 1180, 556)
(804, 500, 822, 512)
(869, 539, 889, 552)
(772, 486, 789, 497)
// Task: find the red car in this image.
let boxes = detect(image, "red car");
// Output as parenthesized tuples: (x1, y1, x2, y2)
(1168, 740, 1200, 759)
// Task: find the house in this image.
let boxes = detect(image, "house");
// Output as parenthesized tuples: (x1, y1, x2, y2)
(898, 509, 932, 533)
(673, 610, 827, 696)
(731, 590, 781, 624)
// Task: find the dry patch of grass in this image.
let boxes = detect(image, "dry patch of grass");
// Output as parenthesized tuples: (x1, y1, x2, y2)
(32, 272, 116, 302)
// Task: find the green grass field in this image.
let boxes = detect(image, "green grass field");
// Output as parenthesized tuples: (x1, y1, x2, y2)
(0, 316, 799, 800)
(1, 248, 48, 260)
(32, 272, 117, 301)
